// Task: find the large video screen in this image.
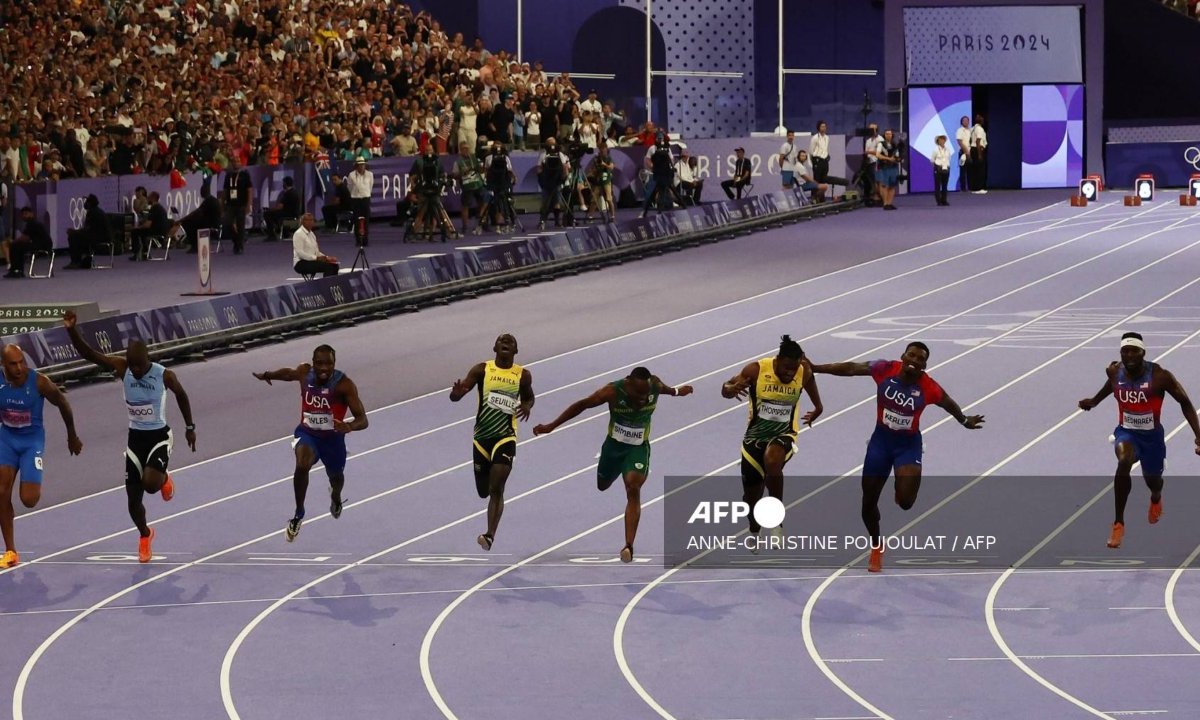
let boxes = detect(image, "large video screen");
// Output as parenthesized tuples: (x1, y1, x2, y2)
(1022, 84, 1084, 188)
(907, 86, 971, 193)
(904, 6, 1083, 85)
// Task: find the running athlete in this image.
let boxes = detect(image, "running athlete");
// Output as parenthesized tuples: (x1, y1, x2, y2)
(812, 342, 983, 572)
(1078, 332, 1200, 549)
(0, 344, 82, 568)
(533, 366, 693, 562)
(64, 312, 196, 562)
(449, 334, 534, 551)
(253, 344, 368, 542)
(721, 336, 822, 543)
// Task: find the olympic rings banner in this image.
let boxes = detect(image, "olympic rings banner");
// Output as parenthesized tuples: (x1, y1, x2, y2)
(1105, 140, 1200, 190)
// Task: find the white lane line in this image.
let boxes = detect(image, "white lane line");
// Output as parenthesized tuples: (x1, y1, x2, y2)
(799, 279, 1200, 720)
(3, 201, 1093, 583)
(18, 201, 1066, 521)
(980, 329, 1200, 720)
(13, 201, 1113, 719)
(611, 206, 1196, 719)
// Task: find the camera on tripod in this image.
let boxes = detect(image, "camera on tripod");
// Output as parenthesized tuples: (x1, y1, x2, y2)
(417, 162, 446, 195)
(566, 140, 592, 163)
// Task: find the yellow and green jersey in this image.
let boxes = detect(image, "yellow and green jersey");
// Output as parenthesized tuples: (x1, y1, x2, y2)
(474, 360, 524, 441)
(743, 357, 803, 443)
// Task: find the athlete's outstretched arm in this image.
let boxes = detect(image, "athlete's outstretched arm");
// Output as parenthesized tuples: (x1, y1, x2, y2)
(721, 362, 760, 399)
(62, 311, 127, 375)
(335, 378, 369, 433)
(937, 392, 984, 429)
(37, 375, 82, 455)
(800, 358, 823, 427)
(533, 384, 614, 435)
(809, 360, 871, 376)
(1078, 364, 1116, 411)
(449, 363, 486, 402)
(516, 368, 535, 421)
(651, 376, 693, 397)
(253, 364, 307, 385)
(163, 369, 197, 451)
(1160, 368, 1200, 455)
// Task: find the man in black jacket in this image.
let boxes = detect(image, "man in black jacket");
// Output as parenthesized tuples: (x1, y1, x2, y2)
(4, 207, 54, 277)
(721, 147, 753, 199)
(65, 196, 111, 270)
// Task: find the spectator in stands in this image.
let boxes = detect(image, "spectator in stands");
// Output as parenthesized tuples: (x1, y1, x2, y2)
(129, 191, 170, 261)
(4, 208, 52, 278)
(347, 157, 374, 221)
(292, 213, 338, 278)
(64, 196, 110, 270)
(525, 102, 542, 152)
(721, 147, 753, 199)
(222, 154, 252, 254)
(263, 176, 301, 240)
(580, 89, 602, 118)
(391, 126, 419, 157)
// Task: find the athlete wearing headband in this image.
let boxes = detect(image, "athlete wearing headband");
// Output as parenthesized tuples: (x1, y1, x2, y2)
(1079, 332, 1200, 549)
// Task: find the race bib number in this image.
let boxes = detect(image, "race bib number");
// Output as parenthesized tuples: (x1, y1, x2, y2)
(882, 407, 914, 431)
(610, 423, 646, 445)
(126, 402, 157, 423)
(1121, 411, 1155, 430)
(1, 408, 31, 429)
(757, 400, 793, 423)
(303, 411, 334, 430)
(485, 392, 520, 415)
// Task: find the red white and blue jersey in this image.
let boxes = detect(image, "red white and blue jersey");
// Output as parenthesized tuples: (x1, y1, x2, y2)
(1113, 362, 1163, 432)
(869, 360, 945, 434)
(299, 369, 347, 437)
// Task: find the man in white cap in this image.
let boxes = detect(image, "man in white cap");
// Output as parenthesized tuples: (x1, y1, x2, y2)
(346, 157, 374, 223)
(1079, 332, 1200, 549)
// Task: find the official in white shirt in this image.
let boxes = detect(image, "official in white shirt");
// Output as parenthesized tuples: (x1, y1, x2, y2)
(932, 134, 951, 206)
(809, 120, 831, 182)
(969, 115, 988, 194)
(779, 129, 800, 189)
(292, 213, 339, 278)
(863, 123, 882, 206)
(955, 116, 972, 192)
(346, 157, 374, 220)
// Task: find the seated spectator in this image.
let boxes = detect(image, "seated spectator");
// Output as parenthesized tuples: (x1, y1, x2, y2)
(322, 175, 354, 230)
(678, 153, 703, 205)
(721, 147, 753, 199)
(4, 207, 53, 278)
(65, 195, 111, 269)
(292, 213, 339, 278)
(176, 186, 222, 253)
(263, 176, 301, 240)
(129, 191, 169, 261)
(795, 149, 829, 202)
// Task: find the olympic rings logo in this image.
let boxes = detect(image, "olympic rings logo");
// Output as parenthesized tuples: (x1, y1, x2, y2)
(94, 331, 113, 354)
(68, 197, 87, 229)
(1184, 147, 1200, 171)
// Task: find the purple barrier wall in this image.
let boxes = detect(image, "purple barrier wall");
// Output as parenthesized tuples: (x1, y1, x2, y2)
(5, 185, 813, 369)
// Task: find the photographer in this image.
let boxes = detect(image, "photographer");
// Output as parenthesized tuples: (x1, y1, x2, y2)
(872, 128, 901, 211)
(453, 142, 487, 236)
(642, 131, 684, 216)
(480, 142, 517, 229)
(409, 144, 448, 237)
(537, 138, 570, 229)
(587, 142, 616, 222)
(566, 131, 594, 216)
